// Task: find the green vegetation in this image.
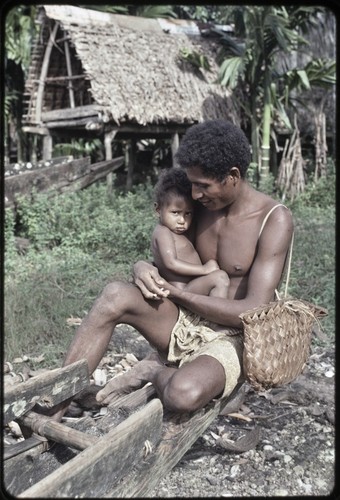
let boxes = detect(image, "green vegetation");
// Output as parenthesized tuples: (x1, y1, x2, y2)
(214, 6, 335, 179)
(4, 174, 335, 368)
(4, 180, 156, 367)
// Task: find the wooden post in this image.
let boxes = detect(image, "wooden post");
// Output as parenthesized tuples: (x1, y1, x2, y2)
(18, 411, 98, 450)
(104, 130, 117, 194)
(4, 359, 89, 425)
(171, 133, 179, 167)
(126, 138, 136, 191)
(64, 40, 75, 108)
(42, 134, 53, 160)
(35, 22, 59, 123)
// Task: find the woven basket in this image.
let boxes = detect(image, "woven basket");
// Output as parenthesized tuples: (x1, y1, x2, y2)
(240, 298, 327, 391)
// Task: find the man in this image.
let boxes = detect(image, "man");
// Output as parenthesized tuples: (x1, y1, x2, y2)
(53, 120, 293, 420)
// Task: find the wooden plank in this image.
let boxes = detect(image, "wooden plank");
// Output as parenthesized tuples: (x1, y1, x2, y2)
(4, 360, 89, 425)
(4, 435, 48, 461)
(40, 74, 85, 82)
(41, 104, 106, 121)
(18, 411, 98, 450)
(57, 157, 124, 193)
(19, 399, 163, 498)
(5, 157, 91, 208)
(108, 384, 156, 411)
(104, 394, 231, 497)
(45, 117, 102, 128)
(21, 125, 49, 135)
(4, 157, 123, 208)
(4, 438, 50, 496)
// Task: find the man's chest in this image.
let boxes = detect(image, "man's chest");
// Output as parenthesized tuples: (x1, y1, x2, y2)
(195, 213, 260, 276)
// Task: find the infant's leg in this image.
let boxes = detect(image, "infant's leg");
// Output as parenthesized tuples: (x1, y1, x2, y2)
(184, 270, 230, 298)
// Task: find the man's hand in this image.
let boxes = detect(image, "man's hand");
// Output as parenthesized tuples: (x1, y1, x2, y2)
(133, 261, 170, 300)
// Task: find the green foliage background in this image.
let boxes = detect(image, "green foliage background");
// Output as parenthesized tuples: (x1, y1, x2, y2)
(4, 174, 335, 368)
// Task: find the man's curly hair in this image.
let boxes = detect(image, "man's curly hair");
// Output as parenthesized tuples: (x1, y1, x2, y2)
(154, 167, 192, 206)
(175, 120, 251, 180)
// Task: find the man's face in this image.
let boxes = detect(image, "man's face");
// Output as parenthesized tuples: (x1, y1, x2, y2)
(185, 166, 232, 211)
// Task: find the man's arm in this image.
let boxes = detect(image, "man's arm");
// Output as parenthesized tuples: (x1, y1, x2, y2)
(166, 208, 294, 326)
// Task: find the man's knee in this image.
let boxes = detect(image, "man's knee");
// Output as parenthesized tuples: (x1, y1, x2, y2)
(99, 281, 131, 315)
(162, 376, 205, 413)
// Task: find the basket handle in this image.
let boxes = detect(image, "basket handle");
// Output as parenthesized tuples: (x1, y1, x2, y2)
(283, 232, 294, 298)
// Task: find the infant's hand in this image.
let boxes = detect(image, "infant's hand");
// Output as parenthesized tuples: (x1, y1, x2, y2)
(203, 259, 220, 274)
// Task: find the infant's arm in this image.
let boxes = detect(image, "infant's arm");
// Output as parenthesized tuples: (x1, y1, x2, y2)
(152, 225, 219, 277)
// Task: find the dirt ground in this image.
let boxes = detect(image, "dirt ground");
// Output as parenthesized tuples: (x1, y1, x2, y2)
(3, 325, 336, 498)
(151, 349, 336, 497)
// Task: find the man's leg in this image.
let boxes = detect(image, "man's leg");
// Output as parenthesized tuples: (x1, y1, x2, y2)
(63, 281, 179, 374)
(97, 353, 227, 413)
(152, 355, 227, 412)
(53, 280, 234, 417)
(52, 280, 179, 419)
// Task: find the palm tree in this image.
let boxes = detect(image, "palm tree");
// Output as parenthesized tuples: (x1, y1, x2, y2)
(215, 5, 335, 183)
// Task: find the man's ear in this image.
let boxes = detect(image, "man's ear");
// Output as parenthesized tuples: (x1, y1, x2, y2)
(229, 167, 241, 179)
(228, 167, 241, 186)
(221, 167, 240, 185)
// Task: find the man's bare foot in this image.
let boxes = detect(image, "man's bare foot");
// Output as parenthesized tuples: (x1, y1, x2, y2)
(96, 351, 166, 405)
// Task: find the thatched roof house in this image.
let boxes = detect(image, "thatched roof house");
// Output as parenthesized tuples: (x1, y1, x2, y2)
(23, 5, 238, 165)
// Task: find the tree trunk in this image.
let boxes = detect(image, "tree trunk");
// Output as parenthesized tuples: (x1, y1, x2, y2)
(314, 109, 328, 180)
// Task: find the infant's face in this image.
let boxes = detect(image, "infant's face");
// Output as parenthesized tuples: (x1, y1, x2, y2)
(157, 195, 194, 234)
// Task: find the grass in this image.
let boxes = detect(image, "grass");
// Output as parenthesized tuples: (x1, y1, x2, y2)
(288, 205, 335, 340)
(4, 248, 131, 369)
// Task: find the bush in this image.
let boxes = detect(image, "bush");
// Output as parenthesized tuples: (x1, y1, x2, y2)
(289, 160, 336, 210)
(5, 181, 156, 364)
(15, 181, 155, 262)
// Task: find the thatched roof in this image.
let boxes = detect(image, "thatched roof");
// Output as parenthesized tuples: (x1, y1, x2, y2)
(23, 5, 238, 130)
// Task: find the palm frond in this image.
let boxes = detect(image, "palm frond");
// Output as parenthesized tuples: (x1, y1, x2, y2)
(218, 56, 244, 88)
(303, 59, 336, 87)
(284, 59, 335, 93)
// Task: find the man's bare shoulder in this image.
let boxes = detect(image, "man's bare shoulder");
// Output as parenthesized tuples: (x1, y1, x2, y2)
(264, 200, 293, 226)
(258, 198, 294, 250)
(255, 190, 293, 227)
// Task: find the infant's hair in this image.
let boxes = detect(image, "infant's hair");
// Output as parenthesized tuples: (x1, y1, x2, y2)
(154, 167, 192, 205)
